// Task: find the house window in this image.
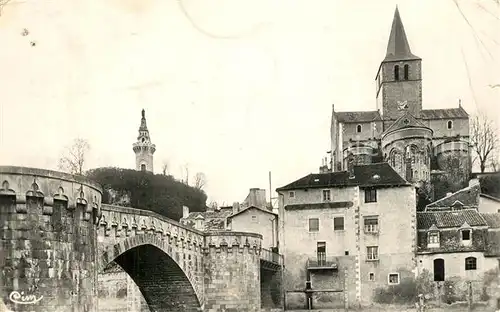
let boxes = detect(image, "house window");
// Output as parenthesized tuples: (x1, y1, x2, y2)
(364, 188, 377, 203)
(141, 164, 146, 171)
(369, 273, 375, 281)
(334, 217, 344, 231)
(251, 215, 258, 223)
(404, 64, 409, 80)
(309, 218, 319, 232)
(433, 258, 445, 281)
(447, 120, 453, 129)
(394, 65, 400, 80)
(428, 232, 440, 247)
(366, 246, 378, 260)
(461, 229, 471, 244)
(356, 124, 362, 133)
(364, 217, 379, 233)
(289, 191, 295, 198)
(322, 189, 331, 201)
(388, 273, 400, 285)
(465, 257, 477, 270)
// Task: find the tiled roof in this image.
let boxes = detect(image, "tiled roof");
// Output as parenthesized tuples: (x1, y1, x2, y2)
(285, 202, 354, 211)
(417, 209, 488, 229)
(335, 111, 382, 123)
(481, 213, 500, 229)
(420, 107, 469, 120)
(183, 209, 232, 220)
(276, 162, 409, 191)
(426, 182, 480, 209)
(227, 206, 277, 219)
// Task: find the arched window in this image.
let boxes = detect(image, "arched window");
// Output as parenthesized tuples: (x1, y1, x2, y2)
(465, 257, 477, 270)
(447, 120, 453, 129)
(141, 164, 146, 171)
(394, 65, 400, 80)
(404, 64, 409, 80)
(356, 124, 362, 133)
(433, 258, 445, 281)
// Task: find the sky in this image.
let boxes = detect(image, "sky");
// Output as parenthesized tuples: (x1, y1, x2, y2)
(0, 0, 499, 205)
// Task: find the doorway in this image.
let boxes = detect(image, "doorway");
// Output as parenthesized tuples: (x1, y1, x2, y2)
(317, 242, 326, 266)
(433, 258, 445, 281)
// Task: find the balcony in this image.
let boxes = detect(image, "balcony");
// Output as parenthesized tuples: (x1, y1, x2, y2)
(260, 248, 284, 271)
(307, 253, 339, 270)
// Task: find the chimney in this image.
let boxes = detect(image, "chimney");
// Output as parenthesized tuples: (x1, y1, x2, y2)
(232, 202, 240, 214)
(319, 158, 329, 173)
(182, 206, 190, 219)
(247, 188, 267, 209)
(207, 203, 214, 213)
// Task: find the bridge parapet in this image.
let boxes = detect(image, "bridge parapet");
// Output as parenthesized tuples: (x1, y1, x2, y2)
(98, 204, 205, 251)
(0, 166, 102, 312)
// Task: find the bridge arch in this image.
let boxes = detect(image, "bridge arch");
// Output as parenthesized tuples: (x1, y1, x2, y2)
(98, 233, 203, 311)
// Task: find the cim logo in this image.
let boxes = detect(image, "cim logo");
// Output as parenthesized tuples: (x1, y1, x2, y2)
(9, 291, 43, 305)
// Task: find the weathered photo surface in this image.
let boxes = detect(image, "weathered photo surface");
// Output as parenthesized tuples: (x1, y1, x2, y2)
(0, 0, 499, 311)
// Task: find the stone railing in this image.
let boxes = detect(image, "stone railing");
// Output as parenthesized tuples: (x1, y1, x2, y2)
(98, 204, 205, 250)
(261, 248, 283, 265)
(306, 255, 340, 270)
(0, 166, 102, 222)
(204, 231, 262, 252)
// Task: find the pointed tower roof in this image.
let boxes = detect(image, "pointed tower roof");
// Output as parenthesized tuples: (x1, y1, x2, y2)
(139, 109, 148, 131)
(383, 7, 420, 62)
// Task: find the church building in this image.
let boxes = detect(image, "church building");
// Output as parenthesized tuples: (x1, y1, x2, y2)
(330, 7, 471, 198)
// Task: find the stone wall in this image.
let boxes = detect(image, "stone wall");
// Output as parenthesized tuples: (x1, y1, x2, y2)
(0, 166, 102, 312)
(98, 266, 150, 312)
(378, 60, 423, 120)
(203, 232, 262, 312)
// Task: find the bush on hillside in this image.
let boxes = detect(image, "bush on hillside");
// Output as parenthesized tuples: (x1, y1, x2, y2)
(86, 167, 207, 221)
(479, 173, 500, 198)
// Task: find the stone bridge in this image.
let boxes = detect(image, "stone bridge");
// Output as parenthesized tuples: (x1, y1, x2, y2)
(0, 166, 283, 312)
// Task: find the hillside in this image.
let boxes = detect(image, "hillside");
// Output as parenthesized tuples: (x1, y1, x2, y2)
(86, 167, 207, 221)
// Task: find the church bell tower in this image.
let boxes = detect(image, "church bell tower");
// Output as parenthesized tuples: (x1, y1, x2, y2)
(133, 109, 156, 173)
(376, 7, 422, 122)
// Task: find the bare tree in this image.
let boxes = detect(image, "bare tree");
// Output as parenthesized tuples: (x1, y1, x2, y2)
(193, 172, 207, 190)
(489, 153, 499, 172)
(179, 163, 190, 185)
(470, 112, 499, 173)
(209, 201, 218, 210)
(58, 138, 90, 175)
(162, 160, 170, 176)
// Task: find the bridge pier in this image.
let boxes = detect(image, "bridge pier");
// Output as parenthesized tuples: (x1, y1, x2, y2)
(0, 167, 102, 312)
(203, 232, 262, 312)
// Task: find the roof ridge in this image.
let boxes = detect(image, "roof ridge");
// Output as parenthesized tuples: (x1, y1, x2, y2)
(426, 181, 479, 208)
(382, 111, 429, 136)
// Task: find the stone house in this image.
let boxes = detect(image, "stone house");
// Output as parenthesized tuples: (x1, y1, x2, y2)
(415, 184, 500, 307)
(180, 188, 278, 249)
(226, 205, 278, 250)
(276, 162, 417, 308)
